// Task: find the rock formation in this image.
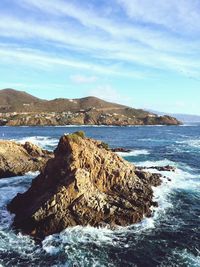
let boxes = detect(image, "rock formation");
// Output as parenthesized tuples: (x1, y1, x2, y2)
(0, 140, 53, 178)
(8, 132, 162, 239)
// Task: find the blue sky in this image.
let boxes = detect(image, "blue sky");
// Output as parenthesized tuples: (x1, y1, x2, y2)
(0, 0, 200, 114)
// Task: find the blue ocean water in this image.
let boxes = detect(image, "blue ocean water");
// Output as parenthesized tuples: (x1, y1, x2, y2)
(0, 125, 200, 267)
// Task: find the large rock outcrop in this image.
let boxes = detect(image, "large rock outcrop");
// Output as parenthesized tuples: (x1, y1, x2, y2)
(8, 132, 162, 239)
(0, 140, 53, 178)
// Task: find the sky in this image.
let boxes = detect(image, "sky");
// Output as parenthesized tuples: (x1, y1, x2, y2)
(0, 0, 200, 114)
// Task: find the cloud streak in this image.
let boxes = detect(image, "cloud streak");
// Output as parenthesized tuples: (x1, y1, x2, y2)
(70, 75, 98, 84)
(0, 0, 200, 80)
(117, 0, 200, 34)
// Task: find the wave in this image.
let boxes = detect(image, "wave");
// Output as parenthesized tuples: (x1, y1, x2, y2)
(170, 249, 200, 267)
(117, 149, 150, 157)
(0, 162, 199, 266)
(0, 172, 36, 230)
(136, 158, 176, 167)
(42, 159, 199, 258)
(13, 136, 59, 150)
(176, 139, 200, 149)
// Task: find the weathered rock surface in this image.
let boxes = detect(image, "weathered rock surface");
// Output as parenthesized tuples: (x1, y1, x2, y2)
(8, 132, 162, 239)
(0, 140, 53, 178)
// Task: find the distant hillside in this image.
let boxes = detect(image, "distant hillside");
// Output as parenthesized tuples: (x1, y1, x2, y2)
(169, 114, 200, 123)
(0, 89, 181, 126)
(0, 88, 150, 116)
(0, 89, 43, 112)
(148, 109, 200, 123)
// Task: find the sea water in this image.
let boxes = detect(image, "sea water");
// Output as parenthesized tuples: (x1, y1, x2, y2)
(0, 125, 199, 267)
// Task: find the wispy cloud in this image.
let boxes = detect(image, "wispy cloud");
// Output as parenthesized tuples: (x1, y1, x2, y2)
(17, 0, 200, 52)
(117, 0, 200, 34)
(70, 75, 97, 84)
(0, 0, 200, 80)
(0, 46, 144, 78)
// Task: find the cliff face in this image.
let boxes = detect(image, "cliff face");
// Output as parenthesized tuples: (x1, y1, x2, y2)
(0, 89, 181, 126)
(0, 140, 53, 178)
(8, 132, 162, 238)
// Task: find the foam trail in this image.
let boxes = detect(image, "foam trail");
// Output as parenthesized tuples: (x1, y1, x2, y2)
(176, 139, 200, 149)
(117, 149, 150, 157)
(136, 159, 176, 167)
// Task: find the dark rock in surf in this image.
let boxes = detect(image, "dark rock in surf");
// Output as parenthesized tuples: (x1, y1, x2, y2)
(136, 165, 176, 172)
(111, 147, 131, 153)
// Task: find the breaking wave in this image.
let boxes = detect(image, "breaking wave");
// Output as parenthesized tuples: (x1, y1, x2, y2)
(13, 136, 59, 150)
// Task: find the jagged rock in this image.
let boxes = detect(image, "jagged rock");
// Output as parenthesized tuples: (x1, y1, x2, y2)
(111, 147, 131, 153)
(137, 165, 176, 172)
(8, 132, 162, 239)
(0, 140, 53, 178)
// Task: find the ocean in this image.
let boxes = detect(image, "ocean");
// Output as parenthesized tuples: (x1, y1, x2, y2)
(0, 125, 199, 267)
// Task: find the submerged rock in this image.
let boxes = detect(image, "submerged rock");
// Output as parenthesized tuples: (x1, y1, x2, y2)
(0, 140, 53, 178)
(111, 147, 131, 153)
(8, 132, 162, 239)
(137, 165, 176, 172)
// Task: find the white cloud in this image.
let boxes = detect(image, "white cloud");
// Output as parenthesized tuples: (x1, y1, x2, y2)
(18, 0, 199, 52)
(0, 47, 112, 74)
(0, 14, 199, 77)
(70, 75, 97, 84)
(117, 0, 200, 34)
(0, 0, 199, 79)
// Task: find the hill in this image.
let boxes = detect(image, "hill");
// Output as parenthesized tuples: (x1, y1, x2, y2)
(148, 109, 200, 123)
(0, 89, 181, 126)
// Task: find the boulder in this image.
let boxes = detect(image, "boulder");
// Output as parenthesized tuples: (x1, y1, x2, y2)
(0, 140, 53, 178)
(8, 132, 162, 239)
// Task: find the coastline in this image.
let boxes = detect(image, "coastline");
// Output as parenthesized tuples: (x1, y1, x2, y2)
(0, 125, 199, 266)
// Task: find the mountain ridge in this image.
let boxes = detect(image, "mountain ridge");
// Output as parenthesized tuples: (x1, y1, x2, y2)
(0, 89, 181, 126)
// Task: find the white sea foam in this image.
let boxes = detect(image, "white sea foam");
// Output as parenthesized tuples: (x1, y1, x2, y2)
(172, 249, 200, 267)
(176, 139, 200, 149)
(136, 159, 176, 168)
(42, 159, 199, 262)
(0, 173, 36, 229)
(42, 226, 118, 267)
(117, 149, 150, 157)
(134, 159, 200, 233)
(13, 136, 59, 150)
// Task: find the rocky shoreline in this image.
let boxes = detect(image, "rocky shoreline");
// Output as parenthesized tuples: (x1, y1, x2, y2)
(0, 111, 181, 126)
(0, 140, 53, 178)
(4, 132, 175, 239)
(0, 89, 181, 126)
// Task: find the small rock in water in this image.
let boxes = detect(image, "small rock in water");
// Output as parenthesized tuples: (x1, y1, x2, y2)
(136, 165, 176, 172)
(110, 147, 132, 153)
